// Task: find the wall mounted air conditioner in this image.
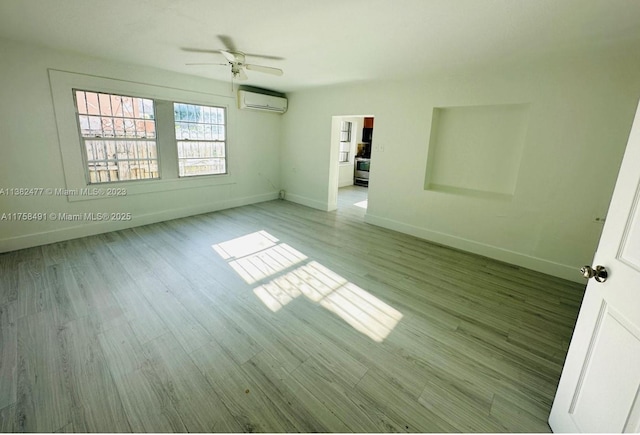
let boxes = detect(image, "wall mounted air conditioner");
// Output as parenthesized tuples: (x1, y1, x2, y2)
(238, 90, 287, 114)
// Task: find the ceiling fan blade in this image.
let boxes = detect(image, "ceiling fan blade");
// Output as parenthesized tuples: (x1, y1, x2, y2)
(238, 68, 248, 81)
(181, 47, 222, 54)
(217, 35, 237, 52)
(185, 62, 227, 66)
(182, 46, 284, 61)
(217, 35, 284, 60)
(244, 53, 285, 61)
(220, 50, 239, 63)
(245, 64, 284, 76)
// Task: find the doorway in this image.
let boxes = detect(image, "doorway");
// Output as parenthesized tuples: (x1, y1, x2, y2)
(330, 114, 374, 214)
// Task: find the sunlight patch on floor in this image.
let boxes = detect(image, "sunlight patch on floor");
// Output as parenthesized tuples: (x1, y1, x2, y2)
(213, 231, 307, 284)
(212, 230, 278, 259)
(320, 282, 402, 342)
(354, 200, 368, 209)
(214, 231, 402, 342)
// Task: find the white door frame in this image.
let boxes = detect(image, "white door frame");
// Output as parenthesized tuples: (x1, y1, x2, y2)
(328, 114, 373, 211)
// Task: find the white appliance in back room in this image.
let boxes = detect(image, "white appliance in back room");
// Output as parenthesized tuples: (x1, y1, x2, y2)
(354, 117, 373, 186)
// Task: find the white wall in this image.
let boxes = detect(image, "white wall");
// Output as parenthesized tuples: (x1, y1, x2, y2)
(0, 38, 282, 252)
(4, 36, 640, 284)
(281, 49, 640, 282)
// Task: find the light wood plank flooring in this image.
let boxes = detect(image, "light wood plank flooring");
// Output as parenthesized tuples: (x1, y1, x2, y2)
(0, 186, 585, 432)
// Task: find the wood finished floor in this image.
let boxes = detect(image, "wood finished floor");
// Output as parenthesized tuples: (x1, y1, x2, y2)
(0, 185, 585, 432)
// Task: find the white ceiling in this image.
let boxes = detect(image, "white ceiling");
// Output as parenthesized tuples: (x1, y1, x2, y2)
(1, 0, 640, 93)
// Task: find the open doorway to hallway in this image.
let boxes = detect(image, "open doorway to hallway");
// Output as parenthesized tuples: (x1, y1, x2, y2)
(331, 115, 374, 213)
(337, 185, 368, 218)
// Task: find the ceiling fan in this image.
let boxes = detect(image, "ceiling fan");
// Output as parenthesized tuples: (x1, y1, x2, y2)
(182, 35, 284, 81)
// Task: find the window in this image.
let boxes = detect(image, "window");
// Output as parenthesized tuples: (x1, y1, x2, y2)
(339, 121, 352, 163)
(51, 70, 235, 201)
(174, 103, 227, 177)
(74, 90, 158, 183)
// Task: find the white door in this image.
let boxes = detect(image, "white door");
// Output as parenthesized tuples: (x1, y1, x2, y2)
(549, 101, 640, 433)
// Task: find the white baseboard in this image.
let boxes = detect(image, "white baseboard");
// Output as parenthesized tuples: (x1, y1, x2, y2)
(0, 192, 278, 253)
(284, 193, 330, 211)
(3, 193, 583, 285)
(364, 212, 583, 284)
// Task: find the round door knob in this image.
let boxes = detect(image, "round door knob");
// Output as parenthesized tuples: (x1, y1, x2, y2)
(580, 265, 608, 282)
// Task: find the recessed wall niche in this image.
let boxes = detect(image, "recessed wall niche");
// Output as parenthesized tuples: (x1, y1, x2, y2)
(424, 103, 530, 200)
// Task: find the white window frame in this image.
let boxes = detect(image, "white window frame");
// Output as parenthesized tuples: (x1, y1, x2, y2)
(338, 121, 352, 163)
(49, 69, 236, 202)
(74, 89, 160, 183)
(173, 102, 228, 178)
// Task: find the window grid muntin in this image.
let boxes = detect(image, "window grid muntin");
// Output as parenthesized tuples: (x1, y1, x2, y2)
(83, 139, 158, 183)
(74, 89, 158, 183)
(174, 102, 227, 177)
(75, 90, 156, 139)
